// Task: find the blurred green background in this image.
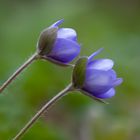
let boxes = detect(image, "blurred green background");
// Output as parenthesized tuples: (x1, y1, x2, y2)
(0, 0, 140, 139)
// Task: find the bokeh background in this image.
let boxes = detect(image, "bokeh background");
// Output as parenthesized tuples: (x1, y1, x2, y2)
(0, 0, 140, 139)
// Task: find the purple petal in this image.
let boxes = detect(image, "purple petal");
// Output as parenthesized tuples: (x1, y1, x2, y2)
(109, 69, 117, 79)
(88, 59, 114, 71)
(88, 48, 104, 61)
(57, 28, 77, 41)
(83, 70, 115, 94)
(48, 38, 80, 63)
(85, 69, 116, 86)
(95, 88, 115, 99)
(83, 85, 112, 96)
(113, 78, 123, 87)
(50, 19, 64, 28)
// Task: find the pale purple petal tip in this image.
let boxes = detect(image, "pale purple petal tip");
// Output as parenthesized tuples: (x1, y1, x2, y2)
(88, 48, 104, 61)
(57, 28, 77, 41)
(113, 78, 123, 87)
(95, 88, 115, 99)
(50, 19, 64, 28)
(88, 59, 114, 71)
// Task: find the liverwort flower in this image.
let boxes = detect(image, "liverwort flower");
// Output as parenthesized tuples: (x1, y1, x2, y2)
(72, 48, 123, 100)
(37, 19, 81, 66)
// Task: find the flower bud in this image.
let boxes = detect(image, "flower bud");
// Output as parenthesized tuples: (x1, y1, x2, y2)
(37, 19, 81, 66)
(72, 48, 123, 100)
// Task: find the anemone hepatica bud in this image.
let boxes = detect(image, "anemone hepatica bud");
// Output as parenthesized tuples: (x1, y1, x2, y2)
(72, 48, 123, 99)
(37, 19, 81, 65)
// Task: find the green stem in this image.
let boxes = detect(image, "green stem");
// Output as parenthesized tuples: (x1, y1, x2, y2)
(12, 83, 73, 140)
(0, 53, 38, 94)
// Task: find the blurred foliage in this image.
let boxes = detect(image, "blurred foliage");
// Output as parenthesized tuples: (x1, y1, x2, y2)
(0, 0, 140, 139)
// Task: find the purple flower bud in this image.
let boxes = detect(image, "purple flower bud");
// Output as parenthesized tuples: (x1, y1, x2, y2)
(37, 19, 81, 66)
(73, 48, 123, 99)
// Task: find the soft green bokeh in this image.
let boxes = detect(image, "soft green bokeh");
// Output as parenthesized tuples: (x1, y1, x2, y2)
(0, 0, 140, 139)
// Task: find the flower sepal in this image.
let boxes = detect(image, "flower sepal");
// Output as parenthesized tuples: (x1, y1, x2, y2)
(37, 27, 58, 55)
(72, 57, 88, 88)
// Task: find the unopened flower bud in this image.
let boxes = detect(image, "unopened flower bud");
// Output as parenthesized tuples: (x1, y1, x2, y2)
(72, 48, 123, 99)
(37, 19, 81, 66)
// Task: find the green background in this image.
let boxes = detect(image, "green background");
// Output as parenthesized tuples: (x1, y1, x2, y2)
(0, 0, 140, 139)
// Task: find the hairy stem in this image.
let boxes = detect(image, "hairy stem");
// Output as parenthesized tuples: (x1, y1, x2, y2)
(0, 52, 38, 94)
(12, 83, 73, 140)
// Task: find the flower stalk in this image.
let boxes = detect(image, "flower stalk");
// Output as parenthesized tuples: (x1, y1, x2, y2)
(0, 52, 39, 94)
(12, 83, 73, 140)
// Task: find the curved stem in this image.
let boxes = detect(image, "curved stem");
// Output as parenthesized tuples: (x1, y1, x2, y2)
(0, 52, 38, 94)
(12, 83, 73, 140)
